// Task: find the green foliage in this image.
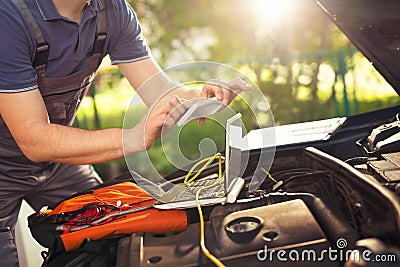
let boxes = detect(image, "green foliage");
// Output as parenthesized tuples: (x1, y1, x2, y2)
(77, 0, 399, 179)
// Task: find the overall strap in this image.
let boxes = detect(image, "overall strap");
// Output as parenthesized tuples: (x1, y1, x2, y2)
(91, 0, 107, 55)
(10, 0, 48, 68)
(11, 0, 108, 66)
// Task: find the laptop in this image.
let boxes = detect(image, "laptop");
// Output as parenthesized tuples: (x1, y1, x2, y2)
(154, 113, 245, 209)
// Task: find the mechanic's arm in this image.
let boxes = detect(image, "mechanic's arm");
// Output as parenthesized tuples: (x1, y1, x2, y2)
(0, 89, 188, 165)
(118, 57, 252, 107)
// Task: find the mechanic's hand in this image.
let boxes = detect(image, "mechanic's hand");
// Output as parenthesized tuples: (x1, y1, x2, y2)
(198, 77, 252, 124)
(128, 95, 192, 152)
(201, 77, 252, 104)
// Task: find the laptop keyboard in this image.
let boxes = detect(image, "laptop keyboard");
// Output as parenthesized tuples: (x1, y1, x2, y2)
(172, 177, 224, 202)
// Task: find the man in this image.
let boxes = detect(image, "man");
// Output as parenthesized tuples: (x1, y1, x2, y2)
(0, 0, 251, 265)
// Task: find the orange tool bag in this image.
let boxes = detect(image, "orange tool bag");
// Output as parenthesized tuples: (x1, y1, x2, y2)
(28, 177, 188, 253)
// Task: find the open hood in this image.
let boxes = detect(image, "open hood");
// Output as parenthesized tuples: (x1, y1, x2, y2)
(317, 0, 400, 96)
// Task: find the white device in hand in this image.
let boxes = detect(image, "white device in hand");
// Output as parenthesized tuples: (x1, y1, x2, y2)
(177, 98, 224, 127)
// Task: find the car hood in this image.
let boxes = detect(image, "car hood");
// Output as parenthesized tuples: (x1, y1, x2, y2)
(316, 0, 400, 96)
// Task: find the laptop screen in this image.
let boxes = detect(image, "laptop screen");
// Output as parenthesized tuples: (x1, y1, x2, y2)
(225, 113, 243, 192)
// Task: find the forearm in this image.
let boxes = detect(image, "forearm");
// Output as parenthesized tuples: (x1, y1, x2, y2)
(118, 58, 202, 107)
(161, 80, 201, 100)
(20, 123, 134, 165)
(119, 57, 251, 108)
(0, 89, 147, 165)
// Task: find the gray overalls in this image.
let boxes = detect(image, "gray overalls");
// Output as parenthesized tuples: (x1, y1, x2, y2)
(0, 0, 107, 265)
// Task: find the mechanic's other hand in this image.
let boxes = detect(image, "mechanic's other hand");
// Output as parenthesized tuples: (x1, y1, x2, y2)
(197, 77, 252, 124)
(129, 95, 192, 152)
(201, 77, 252, 105)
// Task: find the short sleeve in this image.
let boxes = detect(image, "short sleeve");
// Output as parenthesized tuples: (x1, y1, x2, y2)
(108, 0, 151, 64)
(0, 4, 37, 93)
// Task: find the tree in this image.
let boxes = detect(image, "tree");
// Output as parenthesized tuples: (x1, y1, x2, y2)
(127, 0, 356, 124)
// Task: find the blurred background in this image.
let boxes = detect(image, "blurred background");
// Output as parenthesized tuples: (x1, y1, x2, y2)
(77, 0, 400, 179)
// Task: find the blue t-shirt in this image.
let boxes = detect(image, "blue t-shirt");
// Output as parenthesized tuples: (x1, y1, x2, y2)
(0, 0, 151, 93)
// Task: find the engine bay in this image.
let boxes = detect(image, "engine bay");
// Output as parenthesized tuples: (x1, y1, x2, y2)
(116, 108, 400, 267)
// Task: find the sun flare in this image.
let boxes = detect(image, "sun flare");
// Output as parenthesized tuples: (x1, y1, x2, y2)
(251, 0, 293, 23)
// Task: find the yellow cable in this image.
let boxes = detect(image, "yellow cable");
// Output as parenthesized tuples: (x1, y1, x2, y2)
(218, 155, 222, 178)
(196, 185, 226, 267)
(261, 167, 278, 183)
(184, 153, 225, 184)
(158, 152, 227, 266)
(185, 152, 226, 266)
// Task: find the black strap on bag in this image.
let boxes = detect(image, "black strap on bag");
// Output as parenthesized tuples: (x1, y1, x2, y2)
(41, 238, 120, 267)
